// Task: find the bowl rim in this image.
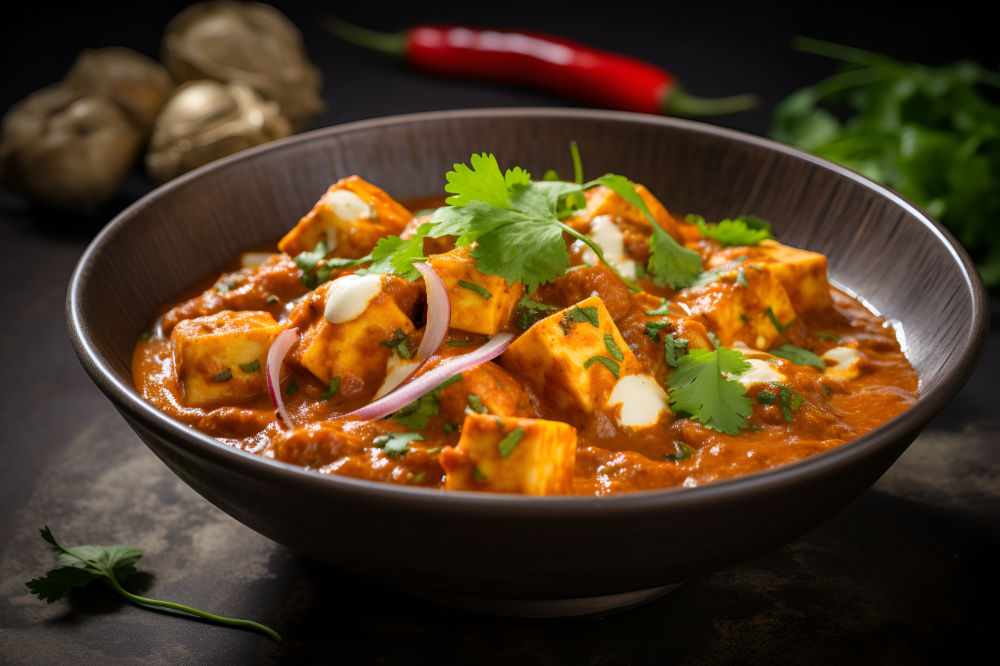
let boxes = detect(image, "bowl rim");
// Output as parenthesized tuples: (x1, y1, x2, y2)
(66, 106, 989, 514)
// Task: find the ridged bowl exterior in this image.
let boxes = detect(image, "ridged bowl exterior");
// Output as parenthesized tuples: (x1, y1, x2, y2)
(68, 109, 987, 601)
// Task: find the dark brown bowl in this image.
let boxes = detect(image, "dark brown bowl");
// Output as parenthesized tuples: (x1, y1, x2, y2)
(67, 108, 987, 616)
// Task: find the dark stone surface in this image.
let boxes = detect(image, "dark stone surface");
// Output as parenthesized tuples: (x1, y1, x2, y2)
(1, 2, 995, 663)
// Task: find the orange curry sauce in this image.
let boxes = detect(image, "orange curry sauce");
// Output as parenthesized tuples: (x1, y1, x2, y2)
(133, 178, 918, 495)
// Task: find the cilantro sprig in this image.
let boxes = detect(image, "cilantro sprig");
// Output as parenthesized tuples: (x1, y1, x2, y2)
(369, 152, 703, 293)
(686, 214, 774, 246)
(26, 526, 280, 642)
(667, 347, 753, 435)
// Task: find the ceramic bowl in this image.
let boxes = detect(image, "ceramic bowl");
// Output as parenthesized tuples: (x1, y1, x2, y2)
(67, 108, 987, 616)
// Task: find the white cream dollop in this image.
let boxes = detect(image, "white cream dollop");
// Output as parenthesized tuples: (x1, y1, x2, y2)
(607, 374, 670, 427)
(822, 346, 861, 381)
(324, 273, 383, 324)
(580, 215, 638, 280)
(726, 358, 785, 388)
(326, 188, 373, 223)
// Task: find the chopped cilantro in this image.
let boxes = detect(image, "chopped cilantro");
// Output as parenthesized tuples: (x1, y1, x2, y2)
(687, 213, 774, 246)
(497, 427, 526, 458)
(138, 332, 152, 341)
(211, 368, 232, 382)
(320, 376, 340, 400)
(756, 389, 777, 405)
(662, 334, 690, 368)
(458, 280, 492, 300)
(445, 339, 474, 346)
(664, 441, 694, 462)
(266, 294, 279, 304)
(467, 394, 487, 414)
(667, 347, 753, 435)
(239, 359, 260, 373)
(564, 305, 600, 328)
(765, 306, 793, 333)
(769, 344, 825, 371)
(739, 313, 750, 323)
(442, 423, 457, 434)
(426, 447, 442, 455)
(392, 374, 463, 429)
(372, 432, 423, 457)
(472, 465, 487, 482)
(285, 378, 299, 396)
(821, 383, 832, 395)
(583, 355, 620, 378)
(515, 296, 558, 331)
(690, 256, 749, 289)
(645, 321, 670, 342)
(737, 267, 749, 287)
(817, 332, 840, 342)
(380, 328, 411, 359)
(407, 470, 427, 485)
(707, 331, 722, 347)
(603, 334, 625, 361)
(645, 301, 672, 316)
(362, 228, 427, 280)
(774, 384, 803, 422)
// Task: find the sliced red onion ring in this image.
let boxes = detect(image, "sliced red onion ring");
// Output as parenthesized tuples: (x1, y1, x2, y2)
(345, 332, 514, 421)
(267, 327, 299, 427)
(412, 262, 450, 363)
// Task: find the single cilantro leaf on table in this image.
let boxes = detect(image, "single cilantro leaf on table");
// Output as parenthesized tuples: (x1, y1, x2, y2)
(687, 214, 774, 246)
(26, 526, 281, 642)
(667, 347, 753, 435)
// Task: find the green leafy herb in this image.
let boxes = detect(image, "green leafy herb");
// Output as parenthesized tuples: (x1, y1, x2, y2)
(769, 344, 826, 371)
(392, 374, 463, 429)
(662, 333, 690, 368)
(26, 527, 280, 642)
(664, 441, 694, 462)
(497, 427, 526, 458)
(756, 389, 777, 405)
(372, 432, 423, 457)
(285, 379, 299, 396)
(266, 294, 279, 304)
(239, 359, 260, 373)
(645, 321, 670, 342)
(737, 267, 749, 287)
(775, 385, 804, 422)
(445, 339, 474, 346)
(457, 280, 492, 300)
(211, 368, 232, 382)
(467, 394, 487, 414)
(706, 331, 722, 347)
(320, 376, 340, 400)
(293, 241, 371, 288)
(773, 36, 1000, 287)
(765, 306, 792, 333)
(645, 301, 671, 316)
(821, 382, 832, 395)
(138, 332, 152, 341)
(514, 296, 558, 331)
(739, 313, 750, 323)
(583, 355, 620, 378)
(603, 334, 625, 361)
(564, 304, 600, 329)
(667, 347, 753, 435)
(687, 213, 774, 246)
(442, 422, 457, 434)
(407, 470, 427, 485)
(380, 328, 411, 359)
(817, 332, 840, 342)
(472, 465, 487, 482)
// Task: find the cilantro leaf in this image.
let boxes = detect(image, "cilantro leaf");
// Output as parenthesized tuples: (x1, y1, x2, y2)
(497, 427, 526, 458)
(590, 174, 702, 288)
(362, 226, 428, 280)
(662, 333, 690, 368)
(26, 527, 280, 642)
(769, 344, 826, 371)
(391, 374, 463, 430)
(688, 214, 774, 246)
(667, 347, 753, 435)
(373, 432, 424, 457)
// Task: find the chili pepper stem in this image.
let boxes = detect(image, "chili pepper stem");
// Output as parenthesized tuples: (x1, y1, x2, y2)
(322, 16, 406, 57)
(662, 86, 759, 116)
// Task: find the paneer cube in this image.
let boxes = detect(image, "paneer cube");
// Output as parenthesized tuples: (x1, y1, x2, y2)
(682, 261, 798, 350)
(570, 184, 686, 243)
(500, 296, 647, 425)
(278, 175, 413, 259)
(426, 246, 524, 335)
(754, 240, 832, 312)
(289, 275, 416, 390)
(171, 310, 282, 408)
(440, 413, 576, 494)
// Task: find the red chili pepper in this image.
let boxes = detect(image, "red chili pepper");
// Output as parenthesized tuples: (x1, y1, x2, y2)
(323, 18, 757, 116)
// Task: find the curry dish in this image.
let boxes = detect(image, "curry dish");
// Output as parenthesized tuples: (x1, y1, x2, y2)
(133, 154, 918, 495)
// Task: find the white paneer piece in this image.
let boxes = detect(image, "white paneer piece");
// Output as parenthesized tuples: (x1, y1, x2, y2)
(440, 413, 577, 495)
(501, 296, 646, 425)
(277, 175, 413, 259)
(426, 246, 524, 335)
(171, 310, 282, 408)
(822, 345, 862, 381)
(606, 374, 671, 427)
(578, 215, 638, 280)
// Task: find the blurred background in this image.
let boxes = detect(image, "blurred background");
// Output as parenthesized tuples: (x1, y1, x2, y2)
(1, 2, 994, 664)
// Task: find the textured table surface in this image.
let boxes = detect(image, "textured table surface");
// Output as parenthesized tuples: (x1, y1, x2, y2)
(1, 2, 995, 664)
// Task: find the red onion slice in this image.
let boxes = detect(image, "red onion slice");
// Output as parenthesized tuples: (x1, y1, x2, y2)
(266, 327, 299, 427)
(345, 332, 514, 421)
(412, 262, 450, 363)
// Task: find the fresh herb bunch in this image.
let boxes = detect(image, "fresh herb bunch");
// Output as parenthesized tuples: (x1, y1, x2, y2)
(25, 526, 281, 642)
(773, 37, 1000, 286)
